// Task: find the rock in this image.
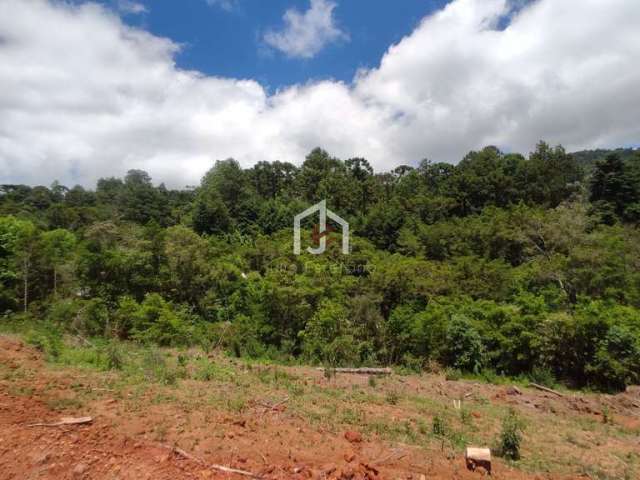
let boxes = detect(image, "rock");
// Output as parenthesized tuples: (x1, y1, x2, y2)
(72, 463, 88, 478)
(322, 464, 337, 476)
(464, 447, 491, 475)
(507, 385, 522, 396)
(339, 466, 356, 479)
(155, 453, 171, 463)
(344, 431, 362, 443)
(33, 452, 51, 466)
(626, 385, 640, 396)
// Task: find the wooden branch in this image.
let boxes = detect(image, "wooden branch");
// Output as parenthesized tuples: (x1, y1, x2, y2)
(372, 449, 407, 466)
(165, 445, 262, 479)
(316, 367, 392, 375)
(529, 383, 565, 397)
(28, 416, 93, 427)
(258, 396, 289, 411)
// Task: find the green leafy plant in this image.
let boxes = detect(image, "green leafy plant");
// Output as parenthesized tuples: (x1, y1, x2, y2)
(498, 409, 524, 461)
(432, 414, 447, 437)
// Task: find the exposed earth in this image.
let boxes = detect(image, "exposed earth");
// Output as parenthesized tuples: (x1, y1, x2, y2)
(1, 336, 639, 480)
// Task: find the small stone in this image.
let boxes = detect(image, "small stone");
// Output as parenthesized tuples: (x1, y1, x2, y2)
(33, 452, 51, 466)
(72, 463, 88, 478)
(344, 431, 362, 443)
(339, 466, 355, 479)
(507, 385, 522, 396)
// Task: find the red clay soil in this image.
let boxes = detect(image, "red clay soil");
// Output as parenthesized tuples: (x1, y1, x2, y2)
(0, 337, 581, 480)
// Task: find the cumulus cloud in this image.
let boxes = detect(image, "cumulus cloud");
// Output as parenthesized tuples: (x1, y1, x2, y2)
(117, 0, 146, 15)
(263, 0, 348, 59)
(0, 0, 639, 187)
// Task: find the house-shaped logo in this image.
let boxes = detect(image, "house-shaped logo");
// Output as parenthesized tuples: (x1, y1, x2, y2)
(293, 200, 349, 255)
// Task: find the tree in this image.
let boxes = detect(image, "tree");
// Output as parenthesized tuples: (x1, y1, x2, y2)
(192, 188, 231, 235)
(41, 229, 76, 296)
(297, 148, 343, 202)
(361, 201, 405, 251)
(195, 159, 256, 232)
(250, 161, 298, 199)
(119, 170, 169, 225)
(0, 217, 38, 312)
(163, 225, 210, 307)
(346, 158, 375, 213)
(96, 177, 124, 204)
(590, 153, 637, 224)
(442, 315, 484, 373)
(525, 142, 583, 207)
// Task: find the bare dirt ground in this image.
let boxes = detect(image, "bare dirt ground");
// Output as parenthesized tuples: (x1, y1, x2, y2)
(1, 335, 639, 480)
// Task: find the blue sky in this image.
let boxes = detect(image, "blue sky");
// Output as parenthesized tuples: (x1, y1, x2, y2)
(1, 0, 639, 186)
(112, 0, 447, 90)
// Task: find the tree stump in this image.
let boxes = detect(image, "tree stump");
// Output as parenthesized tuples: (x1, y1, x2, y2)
(465, 447, 491, 475)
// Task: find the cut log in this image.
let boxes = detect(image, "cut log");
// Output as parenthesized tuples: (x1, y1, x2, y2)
(28, 416, 93, 427)
(316, 367, 392, 375)
(529, 383, 564, 398)
(465, 447, 491, 475)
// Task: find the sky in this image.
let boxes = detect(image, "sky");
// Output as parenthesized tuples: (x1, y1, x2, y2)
(1, 0, 639, 187)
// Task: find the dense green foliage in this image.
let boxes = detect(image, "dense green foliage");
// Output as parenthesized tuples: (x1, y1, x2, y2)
(1, 143, 640, 392)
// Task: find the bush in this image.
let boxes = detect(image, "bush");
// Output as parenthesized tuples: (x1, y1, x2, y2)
(46, 298, 109, 337)
(529, 366, 556, 388)
(442, 315, 484, 373)
(498, 409, 524, 460)
(25, 324, 63, 360)
(432, 414, 447, 437)
(101, 341, 124, 370)
(140, 348, 184, 385)
(444, 367, 463, 381)
(587, 326, 640, 392)
(126, 294, 194, 347)
(401, 353, 424, 373)
(301, 300, 362, 367)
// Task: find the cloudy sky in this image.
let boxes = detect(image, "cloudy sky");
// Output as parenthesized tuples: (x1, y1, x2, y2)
(1, 0, 639, 187)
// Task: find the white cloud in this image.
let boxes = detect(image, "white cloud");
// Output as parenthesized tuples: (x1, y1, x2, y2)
(263, 0, 348, 59)
(0, 0, 639, 188)
(205, 0, 237, 12)
(117, 0, 146, 15)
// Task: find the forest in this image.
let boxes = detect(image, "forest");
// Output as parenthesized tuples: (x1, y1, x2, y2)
(1, 142, 640, 393)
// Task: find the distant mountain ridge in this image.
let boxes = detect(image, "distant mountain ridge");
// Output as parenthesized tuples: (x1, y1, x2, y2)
(570, 147, 639, 171)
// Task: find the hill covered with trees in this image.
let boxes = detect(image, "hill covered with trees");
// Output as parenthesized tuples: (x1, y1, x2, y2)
(1, 142, 640, 392)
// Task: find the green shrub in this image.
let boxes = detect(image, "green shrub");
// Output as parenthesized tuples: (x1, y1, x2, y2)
(530, 366, 556, 388)
(193, 358, 233, 382)
(101, 341, 124, 370)
(126, 294, 194, 347)
(401, 353, 424, 373)
(498, 409, 524, 460)
(301, 300, 362, 366)
(385, 390, 400, 405)
(442, 315, 484, 373)
(25, 324, 63, 360)
(432, 414, 447, 437)
(587, 326, 640, 392)
(141, 348, 182, 385)
(444, 367, 462, 381)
